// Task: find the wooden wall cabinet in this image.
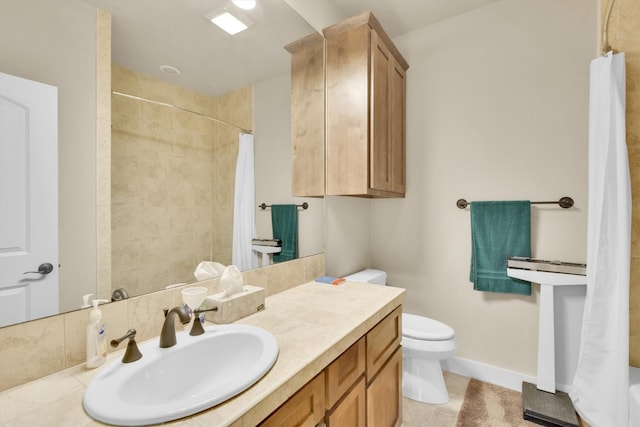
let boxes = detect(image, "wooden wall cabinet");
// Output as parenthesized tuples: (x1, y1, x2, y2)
(323, 12, 409, 198)
(287, 12, 408, 198)
(285, 33, 326, 198)
(259, 306, 402, 427)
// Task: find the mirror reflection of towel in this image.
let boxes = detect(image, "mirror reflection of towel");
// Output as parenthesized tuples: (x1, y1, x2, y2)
(271, 204, 298, 263)
(469, 201, 532, 295)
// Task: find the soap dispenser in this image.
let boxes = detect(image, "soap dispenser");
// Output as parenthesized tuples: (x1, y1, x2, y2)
(86, 298, 109, 368)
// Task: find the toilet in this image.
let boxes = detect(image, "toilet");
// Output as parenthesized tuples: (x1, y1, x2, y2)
(344, 269, 456, 404)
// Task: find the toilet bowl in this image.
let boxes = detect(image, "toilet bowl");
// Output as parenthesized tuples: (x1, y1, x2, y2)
(344, 269, 457, 404)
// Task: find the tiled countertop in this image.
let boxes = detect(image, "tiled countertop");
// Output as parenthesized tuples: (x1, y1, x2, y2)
(0, 281, 405, 427)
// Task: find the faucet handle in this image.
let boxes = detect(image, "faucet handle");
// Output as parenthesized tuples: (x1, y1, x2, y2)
(111, 329, 142, 363)
(190, 307, 218, 336)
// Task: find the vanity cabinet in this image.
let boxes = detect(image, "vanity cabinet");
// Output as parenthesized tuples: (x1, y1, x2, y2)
(259, 306, 402, 427)
(285, 32, 325, 198)
(323, 12, 409, 198)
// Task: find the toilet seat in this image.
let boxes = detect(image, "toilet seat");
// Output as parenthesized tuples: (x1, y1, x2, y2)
(403, 313, 454, 341)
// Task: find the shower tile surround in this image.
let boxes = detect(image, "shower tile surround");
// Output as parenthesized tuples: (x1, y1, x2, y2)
(0, 254, 324, 393)
(110, 65, 253, 298)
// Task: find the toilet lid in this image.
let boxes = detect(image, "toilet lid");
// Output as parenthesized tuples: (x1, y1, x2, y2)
(402, 313, 455, 341)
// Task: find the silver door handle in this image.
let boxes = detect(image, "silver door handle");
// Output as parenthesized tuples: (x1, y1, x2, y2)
(23, 263, 54, 275)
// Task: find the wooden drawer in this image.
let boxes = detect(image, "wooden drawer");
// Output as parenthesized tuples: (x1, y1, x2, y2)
(366, 306, 402, 382)
(326, 376, 366, 427)
(325, 337, 365, 409)
(259, 373, 325, 427)
(366, 347, 402, 427)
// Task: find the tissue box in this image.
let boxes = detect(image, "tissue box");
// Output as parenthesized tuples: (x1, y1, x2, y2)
(204, 285, 265, 324)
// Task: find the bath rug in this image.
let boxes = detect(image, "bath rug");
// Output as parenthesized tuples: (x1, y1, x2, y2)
(455, 379, 534, 427)
(455, 380, 591, 427)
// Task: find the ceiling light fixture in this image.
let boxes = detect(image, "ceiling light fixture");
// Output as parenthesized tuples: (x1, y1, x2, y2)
(231, 0, 256, 10)
(205, 8, 253, 35)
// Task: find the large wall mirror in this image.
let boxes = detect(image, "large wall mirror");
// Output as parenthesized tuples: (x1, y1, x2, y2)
(0, 0, 323, 328)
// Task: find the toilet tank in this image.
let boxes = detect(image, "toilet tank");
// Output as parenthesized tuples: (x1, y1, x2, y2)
(344, 269, 387, 285)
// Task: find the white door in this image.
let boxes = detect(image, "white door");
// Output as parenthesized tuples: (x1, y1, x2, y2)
(0, 72, 58, 327)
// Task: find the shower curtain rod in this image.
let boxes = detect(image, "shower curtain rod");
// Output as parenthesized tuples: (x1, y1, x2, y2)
(112, 90, 253, 134)
(602, 0, 617, 55)
(456, 197, 574, 209)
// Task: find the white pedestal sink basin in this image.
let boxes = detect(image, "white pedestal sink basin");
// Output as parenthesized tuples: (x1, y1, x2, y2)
(83, 324, 278, 426)
(507, 266, 586, 393)
(252, 245, 281, 266)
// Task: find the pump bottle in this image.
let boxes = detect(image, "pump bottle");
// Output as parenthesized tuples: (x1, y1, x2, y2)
(86, 298, 109, 368)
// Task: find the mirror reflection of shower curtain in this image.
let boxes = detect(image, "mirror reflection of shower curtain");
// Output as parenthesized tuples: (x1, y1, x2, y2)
(570, 52, 629, 427)
(232, 133, 259, 271)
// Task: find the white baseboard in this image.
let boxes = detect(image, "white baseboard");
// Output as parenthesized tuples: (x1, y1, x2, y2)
(442, 356, 573, 393)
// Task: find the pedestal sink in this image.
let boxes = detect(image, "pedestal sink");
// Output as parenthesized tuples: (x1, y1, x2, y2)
(252, 245, 281, 266)
(507, 257, 586, 427)
(83, 324, 278, 426)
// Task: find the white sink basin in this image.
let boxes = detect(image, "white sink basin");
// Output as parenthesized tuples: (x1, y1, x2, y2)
(83, 324, 278, 426)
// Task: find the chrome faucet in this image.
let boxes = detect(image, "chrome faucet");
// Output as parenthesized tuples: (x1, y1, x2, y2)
(159, 306, 191, 348)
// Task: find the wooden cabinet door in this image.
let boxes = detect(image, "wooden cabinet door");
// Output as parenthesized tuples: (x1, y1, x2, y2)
(287, 33, 325, 197)
(370, 30, 392, 193)
(366, 347, 402, 427)
(326, 338, 366, 409)
(325, 24, 370, 196)
(326, 377, 366, 427)
(259, 373, 325, 427)
(370, 30, 406, 195)
(366, 306, 402, 382)
(389, 55, 406, 194)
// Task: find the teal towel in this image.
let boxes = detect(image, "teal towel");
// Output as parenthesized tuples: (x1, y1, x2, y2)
(469, 201, 532, 295)
(271, 204, 298, 263)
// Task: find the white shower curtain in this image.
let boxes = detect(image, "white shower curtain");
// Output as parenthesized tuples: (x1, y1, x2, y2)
(232, 133, 259, 271)
(571, 52, 630, 427)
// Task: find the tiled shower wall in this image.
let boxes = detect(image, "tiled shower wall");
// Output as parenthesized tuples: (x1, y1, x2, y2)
(111, 65, 252, 297)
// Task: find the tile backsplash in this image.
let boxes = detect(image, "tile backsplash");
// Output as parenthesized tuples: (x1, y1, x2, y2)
(0, 254, 324, 392)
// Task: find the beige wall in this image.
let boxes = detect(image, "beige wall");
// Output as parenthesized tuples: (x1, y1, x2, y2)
(326, 0, 596, 378)
(604, 0, 640, 366)
(0, 0, 99, 312)
(111, 65, 252, 295)
(254, 73, 325, 260)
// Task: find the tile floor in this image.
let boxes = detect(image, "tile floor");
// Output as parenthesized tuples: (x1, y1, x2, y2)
(401, 371, 471, 427)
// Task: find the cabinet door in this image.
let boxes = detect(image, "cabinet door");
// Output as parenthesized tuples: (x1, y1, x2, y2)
(371, 30, 406, 195)
(370, 30, 392, 193)
(366, 347, 402, 427)
(260, 373, 325, 427)
(366, 306, 402, 382)
(288, 33, 325, 197)
(326, 377, 366, 427)
(325, 24, 370, 196)
(389, 56, 406, 194)
(326, 338, 365, 409)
